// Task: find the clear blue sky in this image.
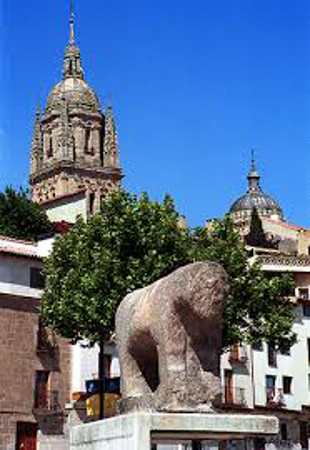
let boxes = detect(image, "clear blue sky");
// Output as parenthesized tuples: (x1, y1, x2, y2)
(0, 0, 309, 227)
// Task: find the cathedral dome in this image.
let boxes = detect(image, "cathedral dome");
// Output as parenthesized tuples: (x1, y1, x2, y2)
(46, 77, 101, 114)
(229, 158, 284, 220)
(230, 191, 283, 217)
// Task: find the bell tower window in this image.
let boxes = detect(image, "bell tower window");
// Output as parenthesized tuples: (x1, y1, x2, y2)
(47, 134, 53, 158)
(69, 60, 73, 76)
(84, 128, 94, 155)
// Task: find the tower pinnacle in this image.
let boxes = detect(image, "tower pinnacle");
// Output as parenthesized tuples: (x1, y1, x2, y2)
(63, 0, 84, 79)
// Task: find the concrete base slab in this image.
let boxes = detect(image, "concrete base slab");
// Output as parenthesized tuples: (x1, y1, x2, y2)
(70, 412, 279, 450)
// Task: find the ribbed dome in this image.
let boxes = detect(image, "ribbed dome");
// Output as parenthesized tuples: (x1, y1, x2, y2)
(230, 191, 283, 216)
(229, 159, 284, 220)
(46, 77, 101, 114)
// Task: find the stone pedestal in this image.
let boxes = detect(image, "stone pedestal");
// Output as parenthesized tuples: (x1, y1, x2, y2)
(70, 412, 278, 450)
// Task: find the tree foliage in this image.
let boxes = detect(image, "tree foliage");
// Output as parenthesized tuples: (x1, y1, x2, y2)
(245, 207, 275, 248)
(40, 189, 296, 350)
(41, 190, 189, 343)
(0, 187, 52, 241)
(189, 216, 296, 349)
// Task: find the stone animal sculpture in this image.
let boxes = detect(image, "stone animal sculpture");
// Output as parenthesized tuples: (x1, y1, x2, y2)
(116, 261, 229, 413)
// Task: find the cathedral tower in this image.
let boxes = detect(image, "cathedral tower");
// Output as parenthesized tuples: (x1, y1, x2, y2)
(30, 2, 122, 221)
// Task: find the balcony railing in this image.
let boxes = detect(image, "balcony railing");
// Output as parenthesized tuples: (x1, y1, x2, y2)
(33, 390, 61, 412)
(222, 386, 247, 407)
(266, 388, 286, 408)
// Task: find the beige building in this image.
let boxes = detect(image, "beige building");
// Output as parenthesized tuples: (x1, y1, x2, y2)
(30, 3, 122, 223)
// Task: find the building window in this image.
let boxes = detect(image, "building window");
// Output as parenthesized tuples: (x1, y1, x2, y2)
(30, 267, 45, 289)
(281, 423, 288, 441)
(252, 341, 263, 351)
(298, 288, 309, 300)
(267, 343, 277, 367)
(16, 423, 38, 449)
(303, 305, 310, 317)
(85, 128, 93, 155)
(283, 376, 292, 394)
(266, 375, 276, 403)
(279, 344, 291, 356)
(34, 371, 49, 409)
(224, 369, 234, 404)
(89, 193, 95, 215)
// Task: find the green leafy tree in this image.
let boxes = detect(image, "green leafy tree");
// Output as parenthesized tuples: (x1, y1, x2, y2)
(245, 207, 275, 248)
(40, 189, 189, 344)
(189, 215, 296, 350)
(0, 186, 52, 241)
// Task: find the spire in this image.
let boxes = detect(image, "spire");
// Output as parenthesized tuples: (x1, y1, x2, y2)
(103, 106, 120, 168)
(63, 0, 84, 79)
(247, 150, 261, 193)
(69, 0, 75, 44)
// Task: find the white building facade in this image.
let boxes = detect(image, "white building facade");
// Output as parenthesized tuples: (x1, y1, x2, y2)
(221, 254, 310, 450)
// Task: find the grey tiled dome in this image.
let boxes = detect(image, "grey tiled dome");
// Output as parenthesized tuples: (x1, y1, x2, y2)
(230, 191, 283, 216)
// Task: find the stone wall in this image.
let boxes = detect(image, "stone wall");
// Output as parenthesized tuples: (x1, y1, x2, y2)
(0, 292, 71, 449)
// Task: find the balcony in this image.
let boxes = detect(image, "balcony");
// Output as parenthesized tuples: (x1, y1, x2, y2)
(229, 345, 248, 364)
(33, 389, 62, 414)
(266, 388, 286, 408)
(222, 386, 247, 408)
